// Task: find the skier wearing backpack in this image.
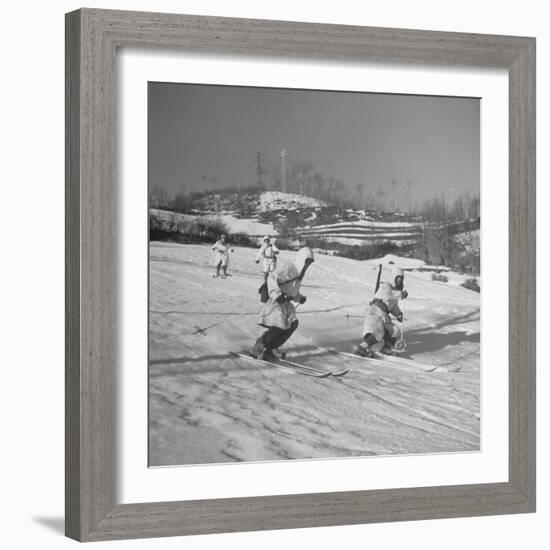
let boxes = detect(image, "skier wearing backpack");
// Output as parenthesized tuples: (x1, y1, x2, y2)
(354, 266, 408, 358)
(211, 234, 233, 279)
(255, 235, 280, 282)
(252, 247, 314, 361)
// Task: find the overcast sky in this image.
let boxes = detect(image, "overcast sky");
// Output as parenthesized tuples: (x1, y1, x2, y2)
(148, 82, 479, 204)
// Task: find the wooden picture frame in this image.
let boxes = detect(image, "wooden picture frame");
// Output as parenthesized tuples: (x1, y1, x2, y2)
(65, 8, 536, 542)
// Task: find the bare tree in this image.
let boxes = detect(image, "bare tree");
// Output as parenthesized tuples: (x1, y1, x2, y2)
(312, 173, 326, 202)
(356, 182, 366, 210)
(150, 185, 171, 209)
(376, 188, 386, 211)
(407, 180, 413, 214)
(391, 178, 398, 212)
(255, 152, 265, 188)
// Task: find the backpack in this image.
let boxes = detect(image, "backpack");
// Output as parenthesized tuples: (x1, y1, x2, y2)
(258, 282, 269, 303)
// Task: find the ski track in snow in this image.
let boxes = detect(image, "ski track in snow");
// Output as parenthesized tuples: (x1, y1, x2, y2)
(149, 242, 481, 466)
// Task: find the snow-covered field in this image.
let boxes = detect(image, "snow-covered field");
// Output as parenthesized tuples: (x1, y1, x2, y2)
(297, 218, 476, 246)
(363, 254, 480, 288)
(150, 208, 277, 238)
(258, 190, 327, 211)
(151, 190, 479, 250)
(217, 214, 276, 237)
(149, 242, 480, 466)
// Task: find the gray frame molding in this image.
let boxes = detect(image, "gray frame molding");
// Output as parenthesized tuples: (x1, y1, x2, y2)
(65, 8, 536, 542)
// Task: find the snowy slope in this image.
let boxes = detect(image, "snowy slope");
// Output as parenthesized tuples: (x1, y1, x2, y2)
(362, 254, 481, 288)
(297, 218, 477, 247)
(152, 192, 479, 252)
(258, 191, 327, 211)
(363, 254, 428, 269)
(150, 208, 277, 237)
(149, 242, 480, 466)
(217, 214, 276, 237)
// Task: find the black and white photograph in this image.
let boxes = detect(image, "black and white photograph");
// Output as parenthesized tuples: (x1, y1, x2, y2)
(148, 82, 481, 467)
(1, 0, 543, 545)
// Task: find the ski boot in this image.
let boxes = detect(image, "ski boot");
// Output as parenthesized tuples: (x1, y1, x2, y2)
(271, 348, 287, 360)
(251, 339, 276, 361)
(251, 338, 265, 359)
(380, 335, 398, 355)
(353, 344, 376, 358)
(262, 349, 277, 361)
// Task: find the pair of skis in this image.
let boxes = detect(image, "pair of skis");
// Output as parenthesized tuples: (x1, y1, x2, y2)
(230, 352, 349, 378)
(318, 346, 462, 373)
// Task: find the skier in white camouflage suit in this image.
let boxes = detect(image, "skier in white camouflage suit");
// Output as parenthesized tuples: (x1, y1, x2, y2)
(211, 234, 233, 279)
(354, 266, 408, 357)
(255, 235, 279, 282)
(252, 247, 314, 361)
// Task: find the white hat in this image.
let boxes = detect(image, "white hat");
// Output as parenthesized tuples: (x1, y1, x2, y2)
(390, 266, 404, 279)
(386, 266, 405, 287)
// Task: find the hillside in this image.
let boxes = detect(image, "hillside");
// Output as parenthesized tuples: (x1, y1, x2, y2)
(149, 241, 480, 466)
(151, 190, 480, 272)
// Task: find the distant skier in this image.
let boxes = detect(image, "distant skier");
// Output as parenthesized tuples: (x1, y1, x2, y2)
(354, 266, 408, 357)
(211, 234, 233, 279)
(252, 247, 315, 360)
(255, 235, 280, 282)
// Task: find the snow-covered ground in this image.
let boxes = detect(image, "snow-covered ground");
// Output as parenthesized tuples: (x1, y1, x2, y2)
(363, 254, 428, 270)
(150, 208, 277, 237)
(363, 254, 480, 288)
(258, 190, 327, 211)
(151, 193, 479, 252)
(217, 214, 276, 237)
(296, 218, 476, 247)
(149, 242, 480, 466)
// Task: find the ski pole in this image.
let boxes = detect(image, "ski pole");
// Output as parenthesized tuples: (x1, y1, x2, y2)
(396, 311, 407, 352)
(375, 263, 382, 293)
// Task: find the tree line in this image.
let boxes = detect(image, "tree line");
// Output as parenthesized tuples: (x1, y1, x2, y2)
(150, 156, 480, 223)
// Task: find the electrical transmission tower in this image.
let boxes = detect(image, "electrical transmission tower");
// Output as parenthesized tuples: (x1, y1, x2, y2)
(280, 148, 287, 193)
